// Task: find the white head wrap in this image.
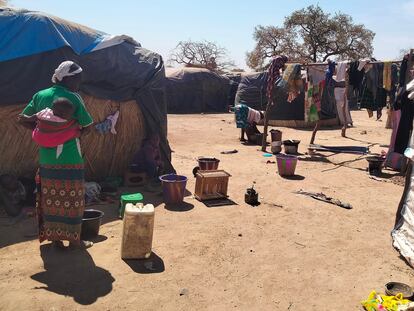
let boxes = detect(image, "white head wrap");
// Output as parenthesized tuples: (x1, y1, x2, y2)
(51, 61, 83, 83)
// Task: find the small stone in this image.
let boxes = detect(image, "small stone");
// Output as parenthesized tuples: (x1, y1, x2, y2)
(179, 288, 189, 296)
(238, 234, 242, 237)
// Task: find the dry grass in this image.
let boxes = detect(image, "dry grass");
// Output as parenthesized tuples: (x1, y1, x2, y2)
(0, 95, 146, 180)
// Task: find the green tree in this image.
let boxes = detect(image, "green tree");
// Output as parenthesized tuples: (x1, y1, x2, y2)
(247, 5, 375, 70)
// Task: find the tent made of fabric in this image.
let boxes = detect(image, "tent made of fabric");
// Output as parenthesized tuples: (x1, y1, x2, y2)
(224, 73, 242, 107)
(234, 72, 268, 111)
(165, 67, 231, 113)
(0, 7, 174, 179)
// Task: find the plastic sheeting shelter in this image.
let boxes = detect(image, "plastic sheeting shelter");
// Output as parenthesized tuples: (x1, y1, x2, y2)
(0, 8, 174, 179)
(165, 68, 231, 113)
(234, 72, 268, 111)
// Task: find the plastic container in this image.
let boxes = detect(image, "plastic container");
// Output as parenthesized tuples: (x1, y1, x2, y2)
(159, 174, 188, 204)
(271, 141, 282, 154)
(366, 156, 385, 176)
(255, 133, 264, 145)
(197, 157, 220, 170)
(283, 140, 300, 154)
(270, 129, 282, 142)
(276, 154, 298, 176)
(121, 203, 155, 259)
(119, 193, 144, 218)
(81, 209, 104, 240)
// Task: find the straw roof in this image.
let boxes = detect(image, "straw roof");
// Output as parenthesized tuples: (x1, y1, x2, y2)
(0, 95, 146, 180)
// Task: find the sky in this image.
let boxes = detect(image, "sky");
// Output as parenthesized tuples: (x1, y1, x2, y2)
(10, 0, 414, 69)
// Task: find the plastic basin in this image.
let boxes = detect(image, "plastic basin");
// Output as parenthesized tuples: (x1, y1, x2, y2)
(283, 140, 300, 154)
(197, 157, 220, 171)
(159, 174, 188, 204)
(81, 209, 104, 240)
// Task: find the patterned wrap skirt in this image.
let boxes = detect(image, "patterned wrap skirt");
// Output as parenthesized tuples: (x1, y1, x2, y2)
(36, 164, 85, 244)
(235, 104, 249, 129)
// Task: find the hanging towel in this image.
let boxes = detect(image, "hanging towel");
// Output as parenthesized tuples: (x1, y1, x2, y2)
(266, 55, 288, 103)
(357, 58, 370, 71)
(95, 110, 120, 134)
(107, 110, 120, 134)
(334, 62, 352, 125)
(335, 61, 347, 82)
(383, 62, 392, 91)
(333, 61, 347, 105)
(281, 64, 303, 103)
(325, 61, 336, 83)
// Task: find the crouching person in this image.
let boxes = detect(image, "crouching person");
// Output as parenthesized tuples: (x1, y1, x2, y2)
(131, 134, 164, 185)
(234, 103, 265, 143)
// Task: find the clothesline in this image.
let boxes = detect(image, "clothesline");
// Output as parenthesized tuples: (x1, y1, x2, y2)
(286, 60, 403, 67)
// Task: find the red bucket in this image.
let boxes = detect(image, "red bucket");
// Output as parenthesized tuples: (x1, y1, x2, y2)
(276, 154, 298, 176)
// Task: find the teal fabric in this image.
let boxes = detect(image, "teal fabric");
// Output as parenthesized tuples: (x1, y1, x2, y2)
(235, 104, 249, 129)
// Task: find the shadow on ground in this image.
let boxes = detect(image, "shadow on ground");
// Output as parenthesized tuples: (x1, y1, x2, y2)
(164, 202, 194, 212)
(0, 184, 168, 248)
(31, 244, 115, 305)
(123, 252, 165, 274)
(281, 175, 306, 181)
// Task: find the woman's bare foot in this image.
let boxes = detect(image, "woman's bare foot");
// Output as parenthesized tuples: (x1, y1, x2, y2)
(69, 240, 93, 250)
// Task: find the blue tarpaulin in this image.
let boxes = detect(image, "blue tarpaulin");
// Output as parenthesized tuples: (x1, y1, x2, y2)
(0, 8, 105, 62)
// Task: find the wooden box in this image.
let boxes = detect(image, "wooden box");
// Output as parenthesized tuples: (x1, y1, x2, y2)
(194, 170, 231, 201)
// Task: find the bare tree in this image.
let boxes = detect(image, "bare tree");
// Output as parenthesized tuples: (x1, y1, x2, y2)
(247, 5, 374, 70)
(169, 40, 235, 73)
(399, 48, 412, 58)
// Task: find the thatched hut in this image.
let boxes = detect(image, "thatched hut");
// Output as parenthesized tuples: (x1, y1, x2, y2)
(0, 8, 173, 180)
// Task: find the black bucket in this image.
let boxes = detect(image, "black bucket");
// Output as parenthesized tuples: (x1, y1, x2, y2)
(366, 156, 385, 176)
(81, 209, 104, 240)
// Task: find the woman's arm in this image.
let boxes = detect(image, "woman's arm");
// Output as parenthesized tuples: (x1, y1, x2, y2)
(17, 114, 36, 130)
(80, 124, 93, 136)
(19, 94, 38, 130)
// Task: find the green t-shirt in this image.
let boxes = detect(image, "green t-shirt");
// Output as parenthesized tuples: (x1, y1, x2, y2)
(22, 85, 93, 165)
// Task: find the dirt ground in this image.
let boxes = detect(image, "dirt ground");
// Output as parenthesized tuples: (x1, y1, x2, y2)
(1, 110, 414, 311)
